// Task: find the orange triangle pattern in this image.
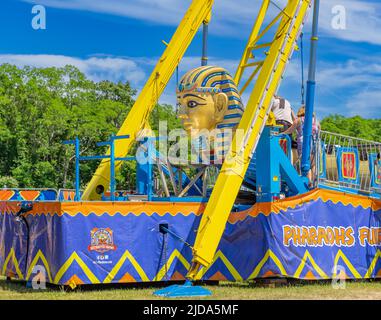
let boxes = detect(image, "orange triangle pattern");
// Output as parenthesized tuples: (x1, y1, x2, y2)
(19, 191, 40, 201)
(63, 191, 75, 201)
(6, 270, 16, 278)
(304, 271, 317, 280)
(262, 270, 277, 278)
(170, 271, 186, 281)
(208, 271, 228, 281)
(118, 272, 136, 283)
(65, 274, 84, 289)
(0, 190, 15, 201)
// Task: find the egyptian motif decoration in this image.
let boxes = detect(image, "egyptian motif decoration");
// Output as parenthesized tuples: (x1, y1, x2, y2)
(341, 152, 357, 180)
(375, 159, 381, 185)
(176, 66, 244, 164)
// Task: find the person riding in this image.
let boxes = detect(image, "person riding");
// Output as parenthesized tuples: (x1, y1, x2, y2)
(271, 95, 296, 134)
(282, 105, 320, 186)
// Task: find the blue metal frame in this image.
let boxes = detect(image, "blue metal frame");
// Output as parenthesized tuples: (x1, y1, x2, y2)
(301, 0, 320, 176)
(64, 135, 131, 201)
(201, 22, 208, 66)
(64, 134, 209, 202)
(256, 127, 308, 202)
(63, 137, 81, 201)
(136, 137, 155, 200)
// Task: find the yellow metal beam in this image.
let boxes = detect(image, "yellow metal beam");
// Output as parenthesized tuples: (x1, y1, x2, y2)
(81, 0, 214, 200)
(234, 0, 271, 86)
(188, 0, 311, 279)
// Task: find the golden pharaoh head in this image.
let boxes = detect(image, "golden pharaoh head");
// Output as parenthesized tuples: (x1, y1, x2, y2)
(176, 66, 244, 136)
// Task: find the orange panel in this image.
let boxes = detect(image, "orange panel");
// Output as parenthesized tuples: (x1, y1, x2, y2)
(0, 190, 15, 201)
(19, 190, 41, 201)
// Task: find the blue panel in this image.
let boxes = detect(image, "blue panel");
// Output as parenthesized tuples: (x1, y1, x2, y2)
(336, 147, 360, 185)
(369, 153, 381, 190)
(318, 142, 327, 180)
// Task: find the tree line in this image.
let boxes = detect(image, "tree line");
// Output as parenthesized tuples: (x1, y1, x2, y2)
(0, 64, 379, 189)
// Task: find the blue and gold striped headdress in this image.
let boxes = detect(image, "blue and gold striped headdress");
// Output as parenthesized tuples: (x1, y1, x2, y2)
(177, 66, 245, 159)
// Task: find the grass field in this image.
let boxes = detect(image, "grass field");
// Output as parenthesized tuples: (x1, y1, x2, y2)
(1, 277, 381, 300)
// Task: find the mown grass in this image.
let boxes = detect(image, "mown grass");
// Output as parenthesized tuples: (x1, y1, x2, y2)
(1, 277, 381, 300)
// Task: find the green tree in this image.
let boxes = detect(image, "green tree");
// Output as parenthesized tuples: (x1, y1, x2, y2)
(0, 64, 182, 191)
(321, 115, 381, 142)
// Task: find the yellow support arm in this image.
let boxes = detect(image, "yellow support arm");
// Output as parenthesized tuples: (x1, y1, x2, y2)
(81, 0, 214, 200)
(187, 0, 311, 279)
(234, 0, 271, 86)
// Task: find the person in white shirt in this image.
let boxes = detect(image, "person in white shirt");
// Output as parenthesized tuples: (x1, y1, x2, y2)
(271, 95, 296, 132)
(272, 95, 297, 165)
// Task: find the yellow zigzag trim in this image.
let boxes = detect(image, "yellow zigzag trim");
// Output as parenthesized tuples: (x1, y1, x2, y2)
(54, 252, 100, 284)
(7, 248, 380, 284)
(364, 250, 381, 278)
(334, 249, 361, 279)
(293, 250, 328, 279)
(26, 250, 53, 283)
(2, 248, 24, 279)
(153, 249, 243, 282)
(154, 249, 190, 281)
(104, 250, 149, 283)
(212, 250, 243, 281)
(249, 249, 287, 279)
(194, 250, 243, 281)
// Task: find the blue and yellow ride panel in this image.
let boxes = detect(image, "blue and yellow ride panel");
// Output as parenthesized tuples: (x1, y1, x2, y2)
(1, 189, 381, 287)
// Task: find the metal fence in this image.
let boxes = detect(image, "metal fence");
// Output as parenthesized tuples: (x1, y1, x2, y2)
(317, 131, 381, 196)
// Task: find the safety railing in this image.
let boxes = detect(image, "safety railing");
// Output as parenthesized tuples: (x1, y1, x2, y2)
(317, 131, 381, 197)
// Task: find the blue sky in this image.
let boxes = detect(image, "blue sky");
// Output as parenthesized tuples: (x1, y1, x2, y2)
(1, 0, 381, 118)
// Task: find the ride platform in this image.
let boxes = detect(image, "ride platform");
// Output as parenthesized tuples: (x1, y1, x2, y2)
(1, 188, 381, 288)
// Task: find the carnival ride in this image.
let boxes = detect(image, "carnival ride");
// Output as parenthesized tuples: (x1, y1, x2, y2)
(0, 0, 380, 298)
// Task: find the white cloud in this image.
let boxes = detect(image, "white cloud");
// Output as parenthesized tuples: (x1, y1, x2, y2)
(23, 0, 381, 44)
(319, 1, 381, 45)
(281, 56, 381, 118)
(1, 53, 380, 118)
(0, 54, 146, 85)
(346, 90, 381, 118)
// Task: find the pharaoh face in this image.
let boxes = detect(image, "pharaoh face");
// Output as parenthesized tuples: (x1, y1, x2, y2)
(177, 66, 243, 141)
(177, 91, 228, 135)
